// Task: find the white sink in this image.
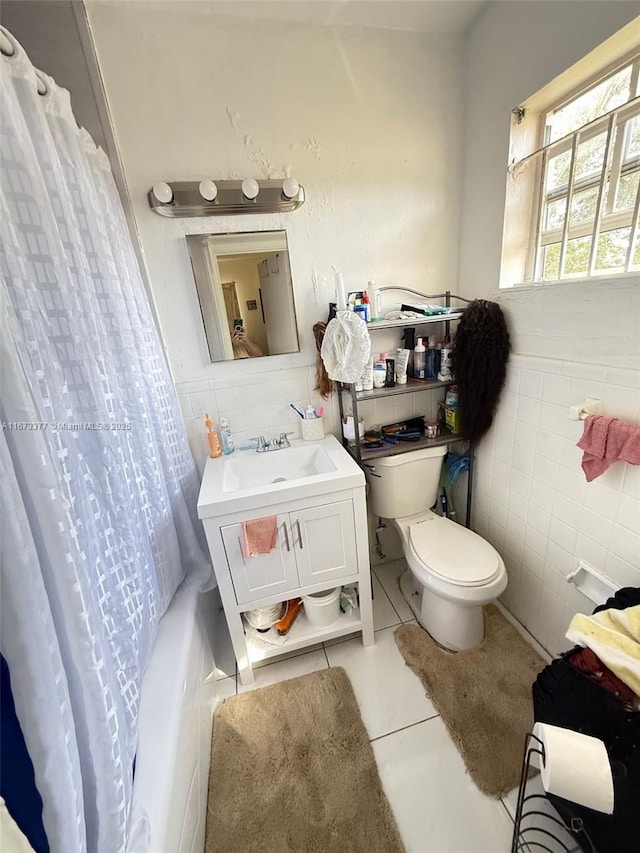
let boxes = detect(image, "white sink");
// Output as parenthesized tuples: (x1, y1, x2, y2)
(222, 444, 336, 492)
(197, 435, 365, 518)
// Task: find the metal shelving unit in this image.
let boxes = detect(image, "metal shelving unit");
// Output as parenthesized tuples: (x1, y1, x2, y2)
(336, 289, 474, 527)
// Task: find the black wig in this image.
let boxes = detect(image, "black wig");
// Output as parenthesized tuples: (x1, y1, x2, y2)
(451, 300, 510, 445)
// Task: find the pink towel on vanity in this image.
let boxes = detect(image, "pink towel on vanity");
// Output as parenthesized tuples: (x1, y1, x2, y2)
(577, 415, 640, 482)
(242, 516, 278, 557)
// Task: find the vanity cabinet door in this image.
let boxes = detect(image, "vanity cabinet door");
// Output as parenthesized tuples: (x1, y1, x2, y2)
(220, 515, 298, 605)
(292, 500, 357, 588)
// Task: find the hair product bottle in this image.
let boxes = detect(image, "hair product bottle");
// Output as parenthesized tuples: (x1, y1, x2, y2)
(413, 337, 426, 380)
(205, 413, 222, 458)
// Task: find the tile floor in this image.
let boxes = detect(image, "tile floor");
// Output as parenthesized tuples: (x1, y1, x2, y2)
(210, 559, 536, 852)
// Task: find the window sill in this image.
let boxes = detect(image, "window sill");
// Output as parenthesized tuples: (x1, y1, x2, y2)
(499, 270, 640, 292)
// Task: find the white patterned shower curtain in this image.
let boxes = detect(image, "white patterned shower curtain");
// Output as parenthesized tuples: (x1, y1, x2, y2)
(0, 29, 210, 853)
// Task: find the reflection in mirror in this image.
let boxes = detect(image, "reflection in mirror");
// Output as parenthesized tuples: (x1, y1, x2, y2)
(187, 230, 299, 363)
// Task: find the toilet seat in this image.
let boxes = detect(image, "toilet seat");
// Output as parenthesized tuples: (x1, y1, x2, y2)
(408, 515, 500, 587)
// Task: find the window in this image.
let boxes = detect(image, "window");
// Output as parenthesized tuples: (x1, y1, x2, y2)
(501, 48, 640, 287)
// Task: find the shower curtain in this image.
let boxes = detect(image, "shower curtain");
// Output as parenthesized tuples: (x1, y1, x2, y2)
(0, 30, 210, 853)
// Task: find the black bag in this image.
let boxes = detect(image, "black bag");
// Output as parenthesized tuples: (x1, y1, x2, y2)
(532, 650, 640, 852)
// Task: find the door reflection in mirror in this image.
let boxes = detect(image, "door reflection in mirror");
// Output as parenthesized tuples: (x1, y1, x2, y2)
(187, 230, 300, 363)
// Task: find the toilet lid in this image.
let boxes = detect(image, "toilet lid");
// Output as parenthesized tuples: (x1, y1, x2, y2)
(409, 516, 500, 586)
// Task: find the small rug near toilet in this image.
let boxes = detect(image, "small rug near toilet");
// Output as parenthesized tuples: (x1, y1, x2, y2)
(205, 667, 405, 853)
(395, 605, 546, 798)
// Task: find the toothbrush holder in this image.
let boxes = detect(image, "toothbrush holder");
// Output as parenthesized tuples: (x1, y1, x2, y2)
(301, 417, 325, 441)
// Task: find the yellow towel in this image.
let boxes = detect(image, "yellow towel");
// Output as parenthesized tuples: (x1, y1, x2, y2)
(566, 605, 640, 697)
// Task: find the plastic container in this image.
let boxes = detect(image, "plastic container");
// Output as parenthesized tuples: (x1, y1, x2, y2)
(342, 416, 365, 441)
(369, 281, 381, 321)
(425, 337, 440, 381)
(220, 418, 234, 454)
(205, 413, 221, 458)
(373, 362, 386, 388)
(413, 337, 426, 380)
(302, 587, 341, 627)
(301, 417, 325, 441)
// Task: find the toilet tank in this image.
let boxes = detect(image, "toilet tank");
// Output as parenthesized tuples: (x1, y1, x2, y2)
(366, 445, 447, 519)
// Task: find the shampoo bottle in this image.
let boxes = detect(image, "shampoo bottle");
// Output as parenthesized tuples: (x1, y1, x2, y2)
(219, 418, 234, 455)
(425, 336, 439, 381)
(205, 413, 222, 458)
(413, 337, 426, 381)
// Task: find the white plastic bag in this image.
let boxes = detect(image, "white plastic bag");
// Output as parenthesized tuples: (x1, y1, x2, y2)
(320, 311, 371, 383)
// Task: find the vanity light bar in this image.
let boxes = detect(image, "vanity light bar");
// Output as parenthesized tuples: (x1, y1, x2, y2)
(148, 179, 305, 218)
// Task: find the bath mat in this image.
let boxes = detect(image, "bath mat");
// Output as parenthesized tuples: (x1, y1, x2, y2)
(205, 667, 405, 853)
(395, 605, 546, 797)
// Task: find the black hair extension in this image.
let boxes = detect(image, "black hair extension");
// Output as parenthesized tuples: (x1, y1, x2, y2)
(451, 300, 510, 445)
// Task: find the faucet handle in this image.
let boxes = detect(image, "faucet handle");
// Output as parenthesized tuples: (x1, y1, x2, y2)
(278, 432, 294, 447)
(249, 435, 267, 451)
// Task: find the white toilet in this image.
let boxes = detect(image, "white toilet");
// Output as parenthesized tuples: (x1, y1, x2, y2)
(366, 445, 507, 651)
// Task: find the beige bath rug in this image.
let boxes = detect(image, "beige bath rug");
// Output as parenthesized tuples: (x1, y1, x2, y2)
(205, 667, 405, 853)
(395, 605, 546, 798)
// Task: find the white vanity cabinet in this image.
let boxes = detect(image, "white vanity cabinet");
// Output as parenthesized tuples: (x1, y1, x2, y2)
(221, 500, 357, 605)
(197, 436, 374, 685)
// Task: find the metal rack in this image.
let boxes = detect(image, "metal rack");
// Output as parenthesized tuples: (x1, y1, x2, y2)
(512, 733, 596, 853)
(336, 289, 474, 528)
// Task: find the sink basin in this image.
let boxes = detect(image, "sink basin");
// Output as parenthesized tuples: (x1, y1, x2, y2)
(222, 444, 336, 492)
(197, 435, 365, 518)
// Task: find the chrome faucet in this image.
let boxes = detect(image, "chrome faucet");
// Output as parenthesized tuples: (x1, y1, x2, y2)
(250, 433, 293, 453)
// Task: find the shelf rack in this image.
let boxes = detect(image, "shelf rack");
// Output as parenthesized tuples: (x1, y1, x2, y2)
(336, 289, 474, 528)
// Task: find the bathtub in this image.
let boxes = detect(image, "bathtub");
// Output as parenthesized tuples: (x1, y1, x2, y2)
(128, 582, 218, 853)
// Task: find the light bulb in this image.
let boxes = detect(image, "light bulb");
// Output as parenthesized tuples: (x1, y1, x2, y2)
(199, 179, 218, 202)
(152, 182, 173, 204)
(282, 178, 300, 199)
(241, 178, 260, 200)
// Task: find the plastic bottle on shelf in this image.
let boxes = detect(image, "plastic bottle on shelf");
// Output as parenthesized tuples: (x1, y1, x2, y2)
(413, 337, 426, 381)
(362, 290, 371, 322)
(438, 336, 454, 382)
(219, 418, 234, 455)
(425, 336, 439, 381)
(373, 361, 387, 388)
(369, 281, 382, 321)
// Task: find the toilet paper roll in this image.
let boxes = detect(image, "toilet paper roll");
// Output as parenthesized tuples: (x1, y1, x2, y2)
(532, 722, 614, 814)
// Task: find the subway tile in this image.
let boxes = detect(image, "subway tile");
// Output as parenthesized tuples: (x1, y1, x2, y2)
(521, 546, 545, 578)
(505, 511, 526, 544)
(517, 396, 541, 427)
(513, 422, 538, 450)
(574, 534, 609, 575)
(616, 494, 640, 533)
(548, 517, 577, 555)
(177, 393, 193, 420)
(532, 455, 559, 489)
(608, 525, 640, 566)
(492, 458, 510, 486)
(568, 377, 604, 404)
(605, 366, 640, 389)
(545, 540, 576, 576)
(527, 504, 551, 537)
(512, 447, 534, 477)
(542, 562, 569, 598)
(519, 370, 543, 399)
(510, 469, 531, 500)
(509, 354, 527, 370)
(529, 480, 555, 511)
(218, 409, 247, 432)
(175, 378, 210, 395)
(507, 491, 528, 521)
(602, 385, 640, 422)
(552, 493, 582, 528)
(556, 467, 586, 503)
(623, 465, 640, 499)
(535, 429, 562, 461)
(497, 392, 518, 419)
(190, 389, 217, 418)
(491, 481, 509, 508)
(555, 436, 584, 472)
(596, 463, 626, 492)
(524, 524, 548, 559)
(577, 507, 613, 551)
(525, 356, 562, 375)
(582, 481, 621, 521)
(604, 551, 640, 588)
(541, 374, 571, 406)
(215, 387, 243, 412)
(488, 499, 508, 531)
(562, 361, 606, 383)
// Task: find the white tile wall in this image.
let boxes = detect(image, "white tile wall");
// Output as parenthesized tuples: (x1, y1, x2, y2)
(176, 365, 342, 477)
(473, 354, 640, 658)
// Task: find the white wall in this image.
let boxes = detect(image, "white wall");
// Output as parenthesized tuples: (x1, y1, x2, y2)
(460, 1, 640, 655)
(86, 2, 463, 471)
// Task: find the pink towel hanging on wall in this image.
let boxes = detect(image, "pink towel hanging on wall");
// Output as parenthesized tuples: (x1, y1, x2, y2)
(577, 415, 640, 482)
(242, 516, 278, 557)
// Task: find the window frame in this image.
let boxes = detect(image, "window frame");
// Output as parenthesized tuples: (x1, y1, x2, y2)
(526, 51, 640, 284)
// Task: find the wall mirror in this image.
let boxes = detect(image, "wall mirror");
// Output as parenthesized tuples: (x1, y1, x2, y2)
(187, 230, 299, 362)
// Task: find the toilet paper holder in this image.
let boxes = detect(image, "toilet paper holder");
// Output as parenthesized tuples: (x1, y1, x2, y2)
(512, 731, 599, 853)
